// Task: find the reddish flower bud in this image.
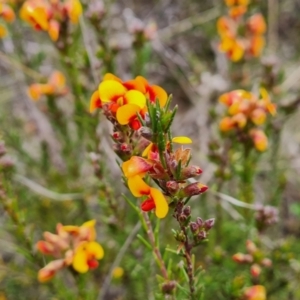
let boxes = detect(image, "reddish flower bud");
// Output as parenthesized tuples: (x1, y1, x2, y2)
(250, 264, 261, 278)
(166, 181, 179, 193)
(204, 218, 215, 230)
(112, 132, 121, 140)
(190, 222, 198, 232)
(181, 166, 203, 179)
(183, 206, 191, 216)
(182, 183, 208, 197)
(232, 253, 246, 263)
(162, 280, 176, 294)
(196, 217, 204, 227)
(197, 230, 207, 240)
(246, 240, 257, 254)
(261, 258, 272, 267)
(120, 143, 131, 152)
(232, 253, 253, 264)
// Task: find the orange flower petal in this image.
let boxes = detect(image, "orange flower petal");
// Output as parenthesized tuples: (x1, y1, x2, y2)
(127, 175, 150, 197)
(250, 129, 268, 151)
(122, 156, 153, 178)
(99, 80, 127, 103)
(249, 36, 265, 57)
(116, 103, 140, 125)
(103, 73, 123, 83)
(134, 76, 148, 94)
(1, 5, 15, 22)
(219, 117, 234, 132)
(151, 85, 168, 107)
(150, 188, 169, 218)
(28, 84, 42, 101)
(48, 19, 59, 41)
(90, 90, 102, 113)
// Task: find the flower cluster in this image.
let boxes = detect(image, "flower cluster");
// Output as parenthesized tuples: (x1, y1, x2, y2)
(28, 71, 68, 101)
(90, 73, 208, 219)
(0, 2, 15, 38)
(219, 89, 276, 151)
(36, 220, 104, 282)
(20, 0, 82, 42)
(90, 73, 167, 130)
(232, 240, 272, 279)
(217, 0, 266, 61)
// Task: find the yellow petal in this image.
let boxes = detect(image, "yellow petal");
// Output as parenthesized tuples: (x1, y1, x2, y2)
(32, 7, 49, 30)
(86, 241, 104, 260)
(63, 225, 80, 233)
(128, 175, 150, 197)
(82, 219, 96, 228)
(172, 136, 192, 144)
(73, 244, 89, 273)
(116, 103, 140, 125)
(230, 41, 244, 62)
(66, 0, 83, 24)
(99, 80, 127, 103)
(142, 143, 153, 157)
(81, 219, 96, 241)
(124, 90, 146, 108)
(150, 188, 169, 218)
(0, 24, 7, 38)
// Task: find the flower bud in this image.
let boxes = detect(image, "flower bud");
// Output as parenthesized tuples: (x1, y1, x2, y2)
(232, 253, 246, 263)
(183, 206, 191, 216)
(162, 280, 176, 294)
(178, 214, 187, 223)
(261, 258, 272, 267)
(181, 166, 202, 179)
(120, 143, 131, 153)
(189, 222, 198, 232)
(250, 264, 261, 278)
(112, 132, 121, 140)
(196, 217, 204, 227)
(138, 127, 153, 140)
(246, 240, 257, 254)
(204, 218, 215, 230)
(197, 230, 207, 240)
(182, 183, 208, 197)
(166, 181, 179, 193)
